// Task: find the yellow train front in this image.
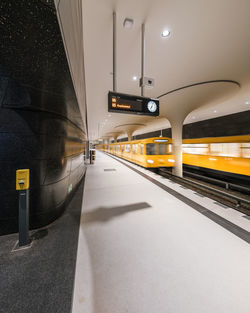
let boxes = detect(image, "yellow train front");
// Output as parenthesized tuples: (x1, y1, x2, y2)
(97, 137, 175, 168)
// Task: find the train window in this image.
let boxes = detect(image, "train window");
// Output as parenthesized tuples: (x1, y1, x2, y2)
(125, 144, 131, 152)
(210, 143, 240, 157)
(223, 143, 240, 157)
(159, 144, 172, 155)
(182, 144, 208, 155)
(159, 144, 166, 155)
(241, 143, 250, 158)
(132, 144, 138, 154)
(210, 143, 222, 155)
(140, 144, 144, 154)
(146, 143, 157, 155)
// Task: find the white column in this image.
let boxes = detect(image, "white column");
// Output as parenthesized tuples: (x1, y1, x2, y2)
(171, 120, 183, 177)
(127, 132, 133, 141)
(86, 140, 90, 160)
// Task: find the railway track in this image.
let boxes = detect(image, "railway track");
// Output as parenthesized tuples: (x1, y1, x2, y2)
(183, 169, 250, 195)
(158, 168, 250, 215)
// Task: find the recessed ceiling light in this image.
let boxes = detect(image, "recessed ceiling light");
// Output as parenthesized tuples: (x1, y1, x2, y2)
(213, 110, 217, 113)
(245, 101, 249, 105)
(123, 18, 134, 28)
(132, 76, 137, 81)
(161, 29, 170, 38)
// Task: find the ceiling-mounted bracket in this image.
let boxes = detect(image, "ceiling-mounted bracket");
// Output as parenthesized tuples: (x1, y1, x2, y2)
(113, 12, 117, 92)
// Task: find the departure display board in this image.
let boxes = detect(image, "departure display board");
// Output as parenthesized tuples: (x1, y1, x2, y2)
(108, 91, 159, 116)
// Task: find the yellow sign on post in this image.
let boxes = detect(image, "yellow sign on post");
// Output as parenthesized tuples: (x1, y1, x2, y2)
(16, 169, 30, 190)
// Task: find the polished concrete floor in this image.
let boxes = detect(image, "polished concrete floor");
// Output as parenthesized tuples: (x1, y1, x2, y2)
(72, 151, 250, 313)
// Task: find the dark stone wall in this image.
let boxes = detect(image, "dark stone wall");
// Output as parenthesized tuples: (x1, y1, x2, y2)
(182, 110, 250, 139)
(0, 107, 86, 234)
(0, 1, 87, 234)
(0, 0, 85, 130)
(131, 128, 172, 141)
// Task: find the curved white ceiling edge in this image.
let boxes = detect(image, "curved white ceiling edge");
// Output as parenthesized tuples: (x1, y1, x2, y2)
(55, 0, 250, 141)
(54, 0, 88, 135)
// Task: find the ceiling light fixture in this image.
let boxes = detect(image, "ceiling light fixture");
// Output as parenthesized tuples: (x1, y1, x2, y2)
(123, 18, 134, 29)
(213, 110, 217, 113)
(133, 76, 137, 81)
(161, 29, 170, 38)
(245, 101, 249, 105)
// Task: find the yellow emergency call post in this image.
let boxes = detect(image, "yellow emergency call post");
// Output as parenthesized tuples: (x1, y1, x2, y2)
(16, 169, 30, 190)
(15, 169, 31, 248)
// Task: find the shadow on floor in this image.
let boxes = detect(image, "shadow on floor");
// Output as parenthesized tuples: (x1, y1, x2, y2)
(83, 202, 151, 223)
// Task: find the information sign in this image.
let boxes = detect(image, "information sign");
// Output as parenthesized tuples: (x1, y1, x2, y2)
(108, 91, 159, 116)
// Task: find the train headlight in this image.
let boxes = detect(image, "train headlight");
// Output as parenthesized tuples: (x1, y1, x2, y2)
(147, 159, 154, 164)
(168, 159, 175, 163)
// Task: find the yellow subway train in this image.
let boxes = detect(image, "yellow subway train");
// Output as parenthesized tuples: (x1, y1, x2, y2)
(97, 135, 250, 184)
(97, 137, 175, 168)
(182, 135, 250, 185)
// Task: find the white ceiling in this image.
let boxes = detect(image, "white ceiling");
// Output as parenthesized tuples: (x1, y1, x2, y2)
(56, 0, 250, 140)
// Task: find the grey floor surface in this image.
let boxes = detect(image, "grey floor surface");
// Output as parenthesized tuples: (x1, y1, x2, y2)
(72, 152, 250, 313)
(0, 179, 85, 313)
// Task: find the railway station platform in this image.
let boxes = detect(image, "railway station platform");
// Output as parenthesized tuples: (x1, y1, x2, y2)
(0, 150, 249, 313)
(72, 150, 250, 313)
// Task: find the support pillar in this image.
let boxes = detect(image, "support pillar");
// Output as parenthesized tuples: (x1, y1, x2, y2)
(127, 132, 132, 141)
(171, 120, 183, 177)
(86, 140, 90, 160)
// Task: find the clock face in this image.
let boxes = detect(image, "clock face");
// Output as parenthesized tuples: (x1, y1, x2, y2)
(147, 100, 157, 113)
